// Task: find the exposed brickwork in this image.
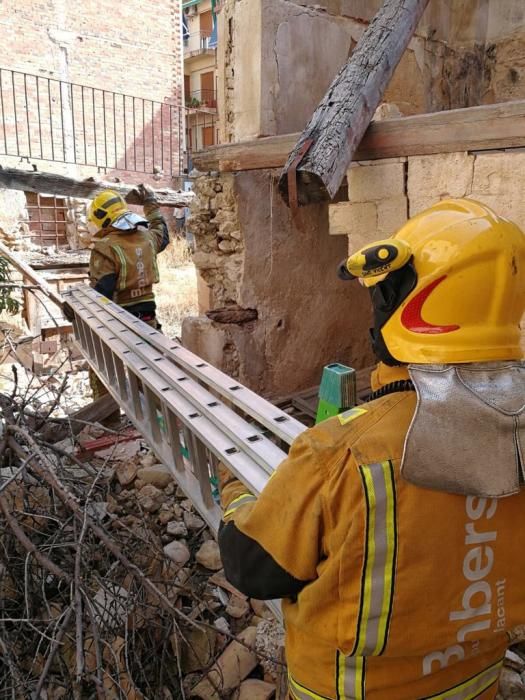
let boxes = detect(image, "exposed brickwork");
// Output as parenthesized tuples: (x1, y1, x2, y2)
(0, 0, 183, 186)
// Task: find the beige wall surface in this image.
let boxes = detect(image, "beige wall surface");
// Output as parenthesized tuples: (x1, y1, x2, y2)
(217, 0, 525, 142)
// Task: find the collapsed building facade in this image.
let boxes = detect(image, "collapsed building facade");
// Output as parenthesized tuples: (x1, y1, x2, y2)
(183, 0, 525, 398)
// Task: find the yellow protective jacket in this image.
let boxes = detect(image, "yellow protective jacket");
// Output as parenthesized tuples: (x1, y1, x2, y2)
(218, 364, 525, 700)
(89, 203, 169, 308)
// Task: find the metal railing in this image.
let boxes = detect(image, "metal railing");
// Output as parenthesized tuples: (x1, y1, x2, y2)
(0, 68, 192, 176)
(185, 89, 217, 109)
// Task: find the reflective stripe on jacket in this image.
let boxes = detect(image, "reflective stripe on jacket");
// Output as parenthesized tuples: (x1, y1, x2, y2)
(218, 364, 525, 699)
(89, 203, 168, 306)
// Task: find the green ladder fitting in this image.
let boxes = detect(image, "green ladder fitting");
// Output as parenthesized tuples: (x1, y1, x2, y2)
(316, 363, 357, 424)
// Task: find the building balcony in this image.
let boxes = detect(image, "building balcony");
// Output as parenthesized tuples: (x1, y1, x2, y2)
(183, 31, 215, 58)
(185, 89, 217, 111)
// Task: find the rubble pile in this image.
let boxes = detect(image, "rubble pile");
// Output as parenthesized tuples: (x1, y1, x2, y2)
(0, 375, 285, 699)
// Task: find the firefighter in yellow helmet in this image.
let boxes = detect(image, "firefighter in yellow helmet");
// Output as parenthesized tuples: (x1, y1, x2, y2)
(217, 199, 525, 699)
(85, 186, 169, 400)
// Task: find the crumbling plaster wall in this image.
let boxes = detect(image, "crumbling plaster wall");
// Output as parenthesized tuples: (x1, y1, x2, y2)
(0, 190, 29, 249)
(218, 0, 525, 143)
(218, 0, 447, 141)
(183, 170, 374, 396)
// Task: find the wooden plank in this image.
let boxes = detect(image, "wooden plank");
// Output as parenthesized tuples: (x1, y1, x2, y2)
(41, 325, 73, 339)
(279, 0, 431, 206)
(192, 100, 525, 174)
(195, 132, 299, 172)
(38, 393, 121, 443)
(0, 166, 194, 207)
(0, 240, 65, 308)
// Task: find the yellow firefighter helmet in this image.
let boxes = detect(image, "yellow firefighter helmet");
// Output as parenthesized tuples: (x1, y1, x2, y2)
(339, 198, 525, 364)
(87, 190, 129, 231)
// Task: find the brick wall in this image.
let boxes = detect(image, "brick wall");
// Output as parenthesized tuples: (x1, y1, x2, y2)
(0, 0, 183, 186)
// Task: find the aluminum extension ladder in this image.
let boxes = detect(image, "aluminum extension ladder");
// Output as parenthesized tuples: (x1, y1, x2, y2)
(64, 286, 307, 534)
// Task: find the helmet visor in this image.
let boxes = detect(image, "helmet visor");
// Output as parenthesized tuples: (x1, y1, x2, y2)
(369, 261, 418, 364)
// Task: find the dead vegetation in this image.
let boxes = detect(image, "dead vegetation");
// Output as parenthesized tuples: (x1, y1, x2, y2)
(0, 344, 284, 699)
(0, 424, 284, 700)
(155, 237, 198, 339)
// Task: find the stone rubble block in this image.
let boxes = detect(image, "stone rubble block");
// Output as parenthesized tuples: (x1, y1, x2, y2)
(137, 483, 166, 513)
(329, 202, 376, 236)
(196, 540, 223, 570)
(184, 511, 205, 530)
(136, 464, 173, 489)
(407, 152, 474, 215)
(163, 540, 191, 566)
(191, 626, 258, 699)
(167, 520, 188, 537)
(349, 161, 405, 202)
(234, 679, 276, 700)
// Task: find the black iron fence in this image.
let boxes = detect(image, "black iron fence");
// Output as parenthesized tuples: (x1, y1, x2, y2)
(0, 68, 217, 177)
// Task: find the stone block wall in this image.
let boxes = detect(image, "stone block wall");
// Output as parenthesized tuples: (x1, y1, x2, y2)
(189, 173, 243, 308)
(329, 149, 525, 247)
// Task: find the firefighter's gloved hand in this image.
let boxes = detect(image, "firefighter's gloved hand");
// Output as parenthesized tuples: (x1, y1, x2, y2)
(63, 301, 75, 322)
(217, 462, 237, 490)
(135, 183, 157, 205)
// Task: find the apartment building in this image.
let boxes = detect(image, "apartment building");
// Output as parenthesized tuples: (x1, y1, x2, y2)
(183, 0, 219, 156)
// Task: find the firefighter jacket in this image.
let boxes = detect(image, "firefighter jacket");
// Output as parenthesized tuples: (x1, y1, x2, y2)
(89, 203, 169, 308)
(218, 363, 525, 700)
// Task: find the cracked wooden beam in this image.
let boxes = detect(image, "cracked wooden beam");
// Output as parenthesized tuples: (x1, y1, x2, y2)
(0, 167, 194, 207)
(278, 0, 431, 207)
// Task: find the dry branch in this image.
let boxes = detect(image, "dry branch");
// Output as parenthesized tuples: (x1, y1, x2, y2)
(0, 378, 283, 698)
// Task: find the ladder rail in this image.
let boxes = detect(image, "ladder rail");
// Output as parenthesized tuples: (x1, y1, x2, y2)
(73, 286, 306, 445)
(67, 287, 287, 619)
(69, 288, 288, 475)
(70, 304, 271, 524)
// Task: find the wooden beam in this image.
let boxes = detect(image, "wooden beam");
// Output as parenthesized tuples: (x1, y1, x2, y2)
(192, 99, 525, 174)
(0, 167, 194, 207)
(278, 0, 431, 206)
(194, 133, 298, 172)
(38, 394, 121, 442)
(0, 240, 64, 308)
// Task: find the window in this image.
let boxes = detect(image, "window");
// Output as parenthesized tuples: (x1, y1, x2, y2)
(199, 9, 213, 35)
(202, 126, 215, 147)
(26, 193, 72, 249)
(200, 71, 216, 107)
